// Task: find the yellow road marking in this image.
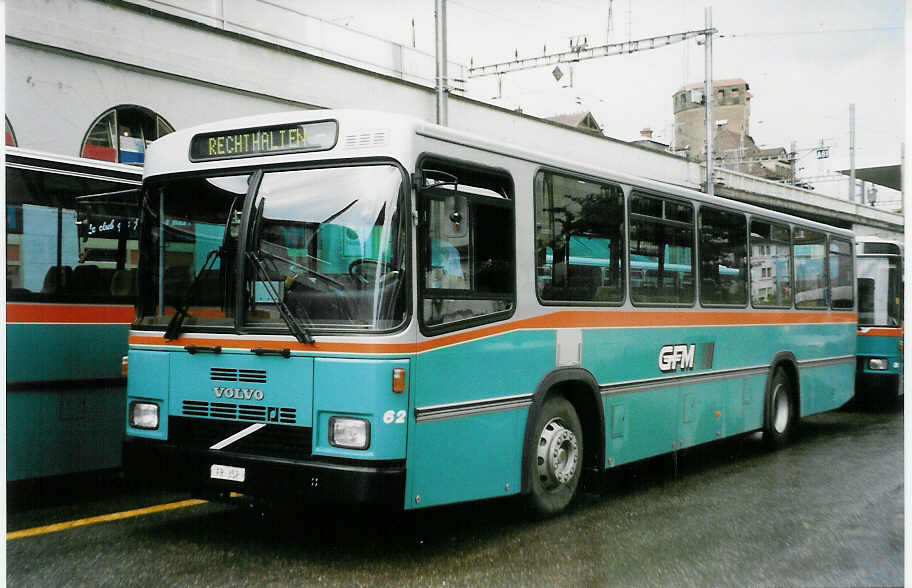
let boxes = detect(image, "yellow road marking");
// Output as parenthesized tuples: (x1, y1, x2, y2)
(7, 499, 208, 540)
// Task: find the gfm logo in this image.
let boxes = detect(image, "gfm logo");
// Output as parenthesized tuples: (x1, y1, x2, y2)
(658, 344, 696, 373)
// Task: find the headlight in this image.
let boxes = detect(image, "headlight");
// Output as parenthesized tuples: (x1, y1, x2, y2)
(868, 358, 889, 371)
(329, 417, 370, 450)
(130, 402, 160, 430)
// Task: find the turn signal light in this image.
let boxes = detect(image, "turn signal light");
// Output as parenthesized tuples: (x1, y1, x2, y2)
(392, 368, 406, 394)
(121, 355, 129, 377)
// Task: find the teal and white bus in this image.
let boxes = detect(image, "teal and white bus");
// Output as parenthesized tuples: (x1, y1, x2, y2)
(855, 237, 903, 399)
(123, 110, 856, 515)
(7, 148, 141, 481)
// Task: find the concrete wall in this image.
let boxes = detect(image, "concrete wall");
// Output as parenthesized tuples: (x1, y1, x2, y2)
(5, 42, 307, 156)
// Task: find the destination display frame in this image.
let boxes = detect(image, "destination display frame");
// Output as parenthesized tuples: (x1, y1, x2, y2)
(189, 120, 338, 162)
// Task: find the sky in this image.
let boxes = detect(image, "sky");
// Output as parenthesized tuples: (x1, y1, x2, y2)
(298, 0, 904, 190)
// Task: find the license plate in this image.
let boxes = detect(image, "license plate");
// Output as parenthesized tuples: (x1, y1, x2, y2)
(210, 464, 245, 483)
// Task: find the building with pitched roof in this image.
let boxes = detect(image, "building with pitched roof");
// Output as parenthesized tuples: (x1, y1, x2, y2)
(544, 111, 604, 135)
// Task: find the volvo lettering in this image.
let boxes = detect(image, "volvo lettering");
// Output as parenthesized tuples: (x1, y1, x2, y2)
(213, 387, 265, 401)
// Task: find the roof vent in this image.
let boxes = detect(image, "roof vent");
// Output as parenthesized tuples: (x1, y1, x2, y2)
(342, 130, 388, 149)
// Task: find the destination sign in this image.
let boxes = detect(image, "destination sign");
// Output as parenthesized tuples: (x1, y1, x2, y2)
(189, 120, 338, 161)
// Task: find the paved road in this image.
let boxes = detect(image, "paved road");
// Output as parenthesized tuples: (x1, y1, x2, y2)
(7, 399, 902, 587)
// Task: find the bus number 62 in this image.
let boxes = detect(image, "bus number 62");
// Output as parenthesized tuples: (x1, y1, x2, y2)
(383, 410, 406, 424)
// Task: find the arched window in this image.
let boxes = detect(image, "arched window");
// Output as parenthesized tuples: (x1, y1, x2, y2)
(6, 116, 18, 147)
(81, 105, 174, 165)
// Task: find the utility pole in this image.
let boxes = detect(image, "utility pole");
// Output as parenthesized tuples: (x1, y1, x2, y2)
(901, 142, 905, 213)
(849, 103, 855, 202)
(703, 7, 714, 197)
(435, 0, 448, 125)
(606, 0, 614, 40)
(789, 140, 797, 184)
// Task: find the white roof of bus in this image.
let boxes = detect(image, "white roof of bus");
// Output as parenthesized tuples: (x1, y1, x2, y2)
(143, 109, 420, 178)
(144, 109, 854, 238)
(6, 146, 143, 179)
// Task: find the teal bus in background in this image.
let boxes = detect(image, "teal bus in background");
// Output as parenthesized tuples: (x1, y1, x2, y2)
(6, 148, 141, 481)
(123, 110, 857, 516)
(855, 237, 903, 399)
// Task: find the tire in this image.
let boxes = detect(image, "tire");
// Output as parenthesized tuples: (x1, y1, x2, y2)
(763, 368, 796, 449)
(526, 395, 583, 517)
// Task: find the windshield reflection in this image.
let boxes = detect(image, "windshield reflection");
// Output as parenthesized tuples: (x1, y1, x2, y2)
(247, 166, 406, 330)
(135, 165, 407, 334)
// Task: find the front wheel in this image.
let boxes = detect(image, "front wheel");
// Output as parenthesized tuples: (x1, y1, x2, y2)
(763, 368, 796, 449)
(526, 396, 583, 517)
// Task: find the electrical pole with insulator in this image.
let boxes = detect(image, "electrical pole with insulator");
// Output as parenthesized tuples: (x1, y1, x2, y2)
(435, 0, 448, 126)
(703, 7, 714, 197)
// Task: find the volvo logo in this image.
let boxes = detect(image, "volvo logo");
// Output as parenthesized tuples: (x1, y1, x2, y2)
(213, 386, 265, 401)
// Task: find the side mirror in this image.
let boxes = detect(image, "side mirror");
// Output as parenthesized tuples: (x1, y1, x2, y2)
(444, 194, 468, 239)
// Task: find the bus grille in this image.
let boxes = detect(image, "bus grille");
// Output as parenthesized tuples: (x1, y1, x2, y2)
(169, 416, 313, 460)
(182, 400, 296, 424)
(210, 367, 267, 383)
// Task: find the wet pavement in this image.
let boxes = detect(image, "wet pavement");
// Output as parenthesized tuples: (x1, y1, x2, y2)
(7, 398, 903, 587)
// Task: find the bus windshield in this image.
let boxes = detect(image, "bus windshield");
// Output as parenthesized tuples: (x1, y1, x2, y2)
(135, 165, 407, 334)
(245, 165, 407, 331)
(857, 256, 902, 327)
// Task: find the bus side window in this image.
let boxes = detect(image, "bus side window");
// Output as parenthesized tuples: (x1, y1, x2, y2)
(750, 220, 791, 308)
(698, 206, 747, 306)
(533, 170, 624, 304)
(420, 176, 514, 331)
(828, 238, 854, 309)
(793, 228, 827, 308)
(629, 192, 694, 305)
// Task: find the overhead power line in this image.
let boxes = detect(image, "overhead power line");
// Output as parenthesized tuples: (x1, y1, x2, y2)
(467, 27, 715, 78)
(722, 26, 901, 39)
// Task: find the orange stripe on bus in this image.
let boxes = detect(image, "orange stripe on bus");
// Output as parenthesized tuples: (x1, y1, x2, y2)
(415, 310, 856, 351)
(160, 307, 228, 319)
(129, 310, 856, 354)
(6, 303, 135, 324)
(128, 334, 418, 354)
(858, 326, 903, 337)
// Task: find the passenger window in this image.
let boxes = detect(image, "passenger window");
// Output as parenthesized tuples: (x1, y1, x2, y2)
(629, 192, 694, 305)
(419, 172, 514, 330)
(829, 238, 854, 309)
(793, 228, 827, 308)
(534, 171, 624, 304)
(698, 206, 747, 306)
(6, 167, 139, 302)
(750, 220, 791, 307)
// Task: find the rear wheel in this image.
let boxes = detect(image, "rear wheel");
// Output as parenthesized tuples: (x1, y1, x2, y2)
(526, 396, 583, 517)
(764, 368, 796, 448)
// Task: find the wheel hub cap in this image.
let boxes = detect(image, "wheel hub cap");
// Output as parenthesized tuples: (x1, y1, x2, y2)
(773, 385, 789, 433)
(537, 418, 579, 489)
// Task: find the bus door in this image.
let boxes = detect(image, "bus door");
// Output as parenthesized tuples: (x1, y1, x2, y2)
(406, 165, 521, 509)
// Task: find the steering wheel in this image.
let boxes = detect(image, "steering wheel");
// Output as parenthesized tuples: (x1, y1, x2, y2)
(286, 265, 347, 290)
(348, 258, 398, 285)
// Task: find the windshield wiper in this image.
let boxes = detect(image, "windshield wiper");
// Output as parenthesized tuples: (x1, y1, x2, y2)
(247, 251, 314, 344)
(164, 248, 221, 340)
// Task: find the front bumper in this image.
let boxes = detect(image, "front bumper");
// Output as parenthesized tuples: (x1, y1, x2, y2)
(855, 372, 901, 398)
(124, 437, 405, 506)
